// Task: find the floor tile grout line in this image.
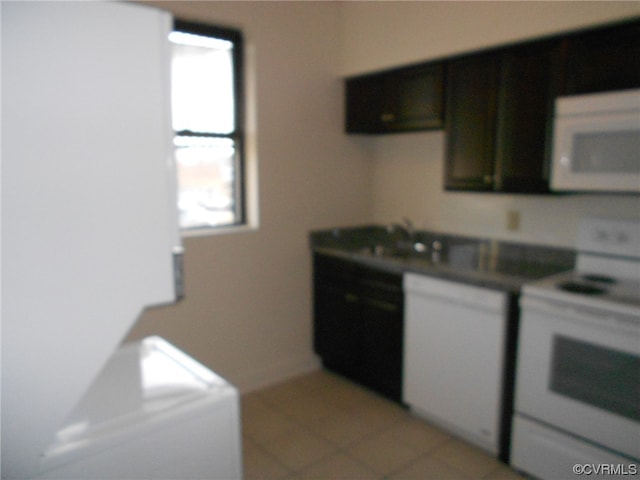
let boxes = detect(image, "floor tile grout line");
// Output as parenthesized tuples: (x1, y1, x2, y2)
(242, 370, 523, 480)
(246, 400, 446, 479)
(244, 388, 418, 478)
(244, 372, 447, 475)
(382, 449, 459, 480)
(288, 446, 380, 479)
(241, 435, 298, 480)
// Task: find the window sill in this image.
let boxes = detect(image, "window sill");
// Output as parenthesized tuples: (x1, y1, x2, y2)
(181, 223, 257, 238)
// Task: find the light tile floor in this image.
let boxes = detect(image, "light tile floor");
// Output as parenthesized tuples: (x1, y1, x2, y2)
(241, 369, 526, 480)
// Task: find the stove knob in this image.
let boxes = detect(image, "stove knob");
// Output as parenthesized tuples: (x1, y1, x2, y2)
(616, 232, 629, 244)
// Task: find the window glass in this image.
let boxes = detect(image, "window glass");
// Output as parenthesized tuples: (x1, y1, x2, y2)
(174, 136, 237, 229)
(169, 24, 244, 230)
(170, 32, 235, 134)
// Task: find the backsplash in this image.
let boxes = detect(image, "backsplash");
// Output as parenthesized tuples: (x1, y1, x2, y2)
(367, 131, 640, 248)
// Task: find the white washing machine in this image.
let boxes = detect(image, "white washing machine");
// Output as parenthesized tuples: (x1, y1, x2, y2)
(36, 337, 243, 479)
(2, 4, 242, 478)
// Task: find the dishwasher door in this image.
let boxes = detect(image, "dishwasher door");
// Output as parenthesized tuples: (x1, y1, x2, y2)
(403, 273, 507, 455)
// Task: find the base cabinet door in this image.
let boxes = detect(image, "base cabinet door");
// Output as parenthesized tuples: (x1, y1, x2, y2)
(313, 282, 362, 379)
(313, 253, 404, 402)
(359, 285, 404, 401)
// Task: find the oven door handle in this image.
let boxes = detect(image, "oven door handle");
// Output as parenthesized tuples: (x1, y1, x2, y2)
(521, 296, 639, 334)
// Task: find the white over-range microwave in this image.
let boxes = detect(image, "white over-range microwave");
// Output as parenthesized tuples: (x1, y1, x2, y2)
(551, 88, 640, 193)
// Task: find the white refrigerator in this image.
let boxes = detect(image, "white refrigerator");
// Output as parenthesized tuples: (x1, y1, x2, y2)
(1, 2, 242, 479)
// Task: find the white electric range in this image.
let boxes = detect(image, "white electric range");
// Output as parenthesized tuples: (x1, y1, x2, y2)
(511, 217, 640, 479)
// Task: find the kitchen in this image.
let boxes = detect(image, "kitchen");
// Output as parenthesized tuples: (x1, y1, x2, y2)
(133, 1, 638, 477)
(2, 1, 639, 479)
(125, 0, 640, 399)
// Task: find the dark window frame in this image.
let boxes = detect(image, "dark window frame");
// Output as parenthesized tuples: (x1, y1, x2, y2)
(172, 19, 246, 228)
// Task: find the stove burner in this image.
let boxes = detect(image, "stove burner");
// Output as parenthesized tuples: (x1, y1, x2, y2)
(581, 274, 617, 284)
(557, 281, 607, 295)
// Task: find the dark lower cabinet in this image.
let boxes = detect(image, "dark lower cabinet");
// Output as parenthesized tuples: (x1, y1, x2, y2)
(314, 281, 362, 380)
(313, 253, 404, 403)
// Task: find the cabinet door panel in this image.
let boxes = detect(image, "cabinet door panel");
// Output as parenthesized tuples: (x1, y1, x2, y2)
(312, 254, 404, 403)
(313, 283, 362, 378)
(346, 76, 385, 133)
(388, 64, 444, 131)
(445, 53, 500, 190)
(359, 292, 404, 402)
(346, 64, 444, 134)
(495, 40, 563, 192)
(565, 20, 640, 95)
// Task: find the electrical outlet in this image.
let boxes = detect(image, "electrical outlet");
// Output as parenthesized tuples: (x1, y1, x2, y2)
(507, 210, 520, 232)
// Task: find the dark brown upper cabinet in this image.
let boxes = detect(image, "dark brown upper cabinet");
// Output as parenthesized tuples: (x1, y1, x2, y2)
(444, 51, 500, 191)
(444, 42, 565, 193)
(564, 19, 640, 95)
(494, 39, 565, 193)
(346, 18, 639, 193)
(445, 20, 639, 193)
(346, 63, 444, 134)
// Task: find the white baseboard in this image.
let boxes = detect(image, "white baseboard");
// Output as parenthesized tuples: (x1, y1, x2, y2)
(232, 354, 321, 394)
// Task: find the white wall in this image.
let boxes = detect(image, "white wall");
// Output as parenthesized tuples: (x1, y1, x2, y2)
(127, 1, 640, 393)
(339, 1, 640, 75)
(127, 1, 372, 392)
(339, 1, 640, 248)
(367, 131, 640, 247)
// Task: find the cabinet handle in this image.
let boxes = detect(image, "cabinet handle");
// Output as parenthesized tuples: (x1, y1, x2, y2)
(380, 113, 396, 122)
(344, 292, 359, 303)
(363, 297, 399, 313)
(483, 174, 494, 184)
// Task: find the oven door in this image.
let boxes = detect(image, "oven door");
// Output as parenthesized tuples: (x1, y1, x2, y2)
(515, 295, 640, 460)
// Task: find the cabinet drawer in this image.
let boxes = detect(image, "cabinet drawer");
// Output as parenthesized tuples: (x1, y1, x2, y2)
(358, 264, 403, 292)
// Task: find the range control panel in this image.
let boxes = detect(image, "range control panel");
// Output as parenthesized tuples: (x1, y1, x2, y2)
(578, 217, 640, 258)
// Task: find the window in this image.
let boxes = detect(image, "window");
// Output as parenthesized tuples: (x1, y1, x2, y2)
(169, 20, 245, 230)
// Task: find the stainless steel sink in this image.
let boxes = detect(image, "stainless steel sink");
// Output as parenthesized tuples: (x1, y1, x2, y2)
(359, 241, 431, 260)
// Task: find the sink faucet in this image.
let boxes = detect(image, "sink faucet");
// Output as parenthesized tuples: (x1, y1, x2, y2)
(387, 217, 416, 241)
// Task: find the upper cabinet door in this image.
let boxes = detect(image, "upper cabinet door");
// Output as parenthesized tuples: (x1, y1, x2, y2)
(386, 64, 444, 132)
(494, 39, 564, 193)
(444, 52, 500, 190)
(565, 20, 640, 95)
(346, 74, 386, 133)
(346, 63, 444, 134)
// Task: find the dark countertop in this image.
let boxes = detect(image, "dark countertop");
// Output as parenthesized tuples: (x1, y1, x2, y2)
(310, 225, 576, 293)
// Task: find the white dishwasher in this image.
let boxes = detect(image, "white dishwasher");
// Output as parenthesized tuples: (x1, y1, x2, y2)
(403, 273, 508, 455)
